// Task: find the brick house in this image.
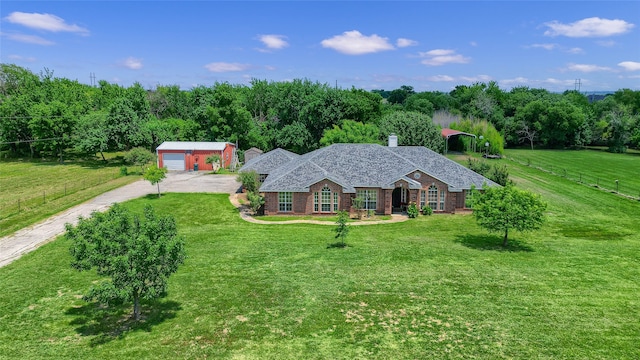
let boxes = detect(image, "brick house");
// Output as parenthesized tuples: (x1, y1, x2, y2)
(239, 140, 498, 215)
(156, 141, 236, 171)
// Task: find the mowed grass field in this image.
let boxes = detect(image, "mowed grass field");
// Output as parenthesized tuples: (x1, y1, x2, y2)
(0, 157, 139, 237)
(0, 151, 639, 359)
(504, 148, 640, 197)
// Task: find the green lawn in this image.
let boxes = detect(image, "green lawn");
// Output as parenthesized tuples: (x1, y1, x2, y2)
(0, 157, 140, 237)
(1, 155, 639, 359)
(504, 148, 640, 198)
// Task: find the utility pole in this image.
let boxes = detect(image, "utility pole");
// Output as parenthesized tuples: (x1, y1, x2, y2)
(574, 78, 581, 92)
(90, 72, 96, 87)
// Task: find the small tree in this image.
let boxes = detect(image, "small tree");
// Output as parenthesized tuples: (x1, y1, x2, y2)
(206, 154, 222, 173)
(333, 210, 350, 247)
(144, 164, 168, 197)
(66, 204, 186, 320)
(471, 183, 546, 247)
(406, 202, 419, 218)
(237, 170, 259, 193)
(247, 191, 264, 215)
(124, 147, 155, 174)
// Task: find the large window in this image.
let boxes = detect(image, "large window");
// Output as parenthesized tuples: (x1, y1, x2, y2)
(320, 186, 331, 212)
(356, 189, 377, 210)
(440, 190, 446, 211)
(428, 185, 438, 210)
(278, 192, 292, 212)
(314, 192, 319, 212)
(420, 190, 426, 208)
(333, 192, 339, 212)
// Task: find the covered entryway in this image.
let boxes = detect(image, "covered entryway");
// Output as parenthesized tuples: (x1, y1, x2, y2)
(391, 187, 408, 213)
(162, 153, 185, 171)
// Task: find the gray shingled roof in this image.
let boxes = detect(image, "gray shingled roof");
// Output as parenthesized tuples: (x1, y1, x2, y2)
(239, 148, 299, 175)
(258, 143, 498, 193)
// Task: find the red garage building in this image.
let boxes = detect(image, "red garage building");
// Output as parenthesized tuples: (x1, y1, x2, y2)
(156, 141, 236, 171)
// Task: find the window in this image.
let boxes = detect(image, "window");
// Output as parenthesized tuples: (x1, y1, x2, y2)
(333, 192, 339, 212)
(428, 185, 438, 210)
(439, 190, 446, 211)
(278, 192, 292, 212)
(400, 188, 407, 204)
(420, 190, 426, 208)
(321, 186, 331, 212)
(258, 174, 267, 183)
(314, 192, 319, 212)
(356, 189, 377, 210)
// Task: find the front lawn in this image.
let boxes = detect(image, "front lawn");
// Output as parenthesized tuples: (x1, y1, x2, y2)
(0, 157, 639, 359)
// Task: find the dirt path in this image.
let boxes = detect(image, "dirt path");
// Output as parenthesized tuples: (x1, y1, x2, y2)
(0, 173, 240, 268)
(1, 173, 408, 268)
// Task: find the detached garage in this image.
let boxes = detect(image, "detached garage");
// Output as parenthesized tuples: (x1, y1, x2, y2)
(156, 141, 236, 171)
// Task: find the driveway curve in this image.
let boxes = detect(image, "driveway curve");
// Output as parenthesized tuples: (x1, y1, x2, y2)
(0, 172, 240, 268)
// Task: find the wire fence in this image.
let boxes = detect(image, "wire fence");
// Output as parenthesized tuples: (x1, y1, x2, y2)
(0, 173, 122, 221)
(507, 156, 640, 201)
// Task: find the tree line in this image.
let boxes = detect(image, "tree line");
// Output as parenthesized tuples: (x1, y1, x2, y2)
(1, 63, 639, 162)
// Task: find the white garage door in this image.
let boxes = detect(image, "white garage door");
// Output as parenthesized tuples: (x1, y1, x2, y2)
(163, 153, 185, 171)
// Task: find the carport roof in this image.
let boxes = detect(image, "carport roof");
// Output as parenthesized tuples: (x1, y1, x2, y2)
(157, 141, 230, 151)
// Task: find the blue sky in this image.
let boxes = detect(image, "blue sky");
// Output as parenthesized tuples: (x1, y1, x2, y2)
(1, 1, 639, 92)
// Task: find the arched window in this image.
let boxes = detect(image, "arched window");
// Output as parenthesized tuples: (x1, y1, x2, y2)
(321, 186, 331, 212)
(428, 185, 438, 210)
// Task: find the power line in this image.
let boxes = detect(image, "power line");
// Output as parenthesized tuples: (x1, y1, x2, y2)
(0, 137, 66, 145)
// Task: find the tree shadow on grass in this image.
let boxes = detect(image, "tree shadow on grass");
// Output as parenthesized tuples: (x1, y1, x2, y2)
(327, 242, 349, 249)
(66, 299, 181, 347)
(454, 234, 534, 252)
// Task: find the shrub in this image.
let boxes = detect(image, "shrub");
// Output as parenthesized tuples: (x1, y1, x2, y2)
(237, 171, 259, 193)
(487, 164, 510, 186)
(124, 147, 155, 173)
(206, 154, 221, 173)
(119, 166, 128, 176)
(421, 206, 433, 216)
(407, 202, 419, 218)
(247, 191, 264, 215)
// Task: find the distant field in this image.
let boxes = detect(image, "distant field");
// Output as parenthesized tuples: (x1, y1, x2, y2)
(1, 153, 638, 358)
(503, 148, 640, 198)
(0, 157, 140, 237)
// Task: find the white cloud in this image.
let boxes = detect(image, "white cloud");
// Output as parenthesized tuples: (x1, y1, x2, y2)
(7, 54, 36, 62)
(2, 32, 54, 45)
(258, 34, 289, 50)
(204, 62, 250, 72)
(427, 75, 455, 82)
(566, 63, 612, 72)
(419, 49, 470, 66)
(4, 12, 89, 35)
(460, 75, 493, 83)
(543, 17, 634, 38)
(529, 43, 558, 50)
(396, 38, 418, 48)
(618, 61, 640, 71)
(596, 40, 616, 47)
(567, 47, 584, 54)
(120, 57, 143, 70)
(321, 30, 395, 55)
(469, 41, 478, 47)
(264, 65, 277, 71)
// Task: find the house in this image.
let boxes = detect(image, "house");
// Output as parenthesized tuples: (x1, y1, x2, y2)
(240, 137, 499, 215)
(240, 148, 299, 182)
(156, 141, 236, 171)
(243, 147, 264, 163)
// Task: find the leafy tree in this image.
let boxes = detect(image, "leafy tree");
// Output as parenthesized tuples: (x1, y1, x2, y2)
(28, 100, 76, 162)
(247, 191, 265, 215)
(238, 170, 259, 193)
(125, 147, 156, 173)
(107, 97, 145, 150)
(206, 154, 221, 173)
(144, 164, 168, 197)
(67, 203, 186, 320)
(471, 184, 546, 247)
(74, 112, 109, 161)
(320, 120, 379, 146)
(333, 210, 350, 247)
(378, 111, 444, 152)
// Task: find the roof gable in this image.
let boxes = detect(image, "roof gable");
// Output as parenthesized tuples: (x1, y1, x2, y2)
(240, 148, 299, 175)
(258, 144, 498, 193)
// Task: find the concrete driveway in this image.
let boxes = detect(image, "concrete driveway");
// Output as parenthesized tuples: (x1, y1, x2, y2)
(0, 172, 240, 268)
